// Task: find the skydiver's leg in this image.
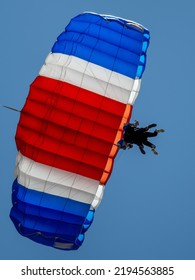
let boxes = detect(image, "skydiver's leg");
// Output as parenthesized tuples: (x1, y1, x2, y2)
(147, 123, 157, 129)
(144, 129, 165, 138)
(138, 144, 146, 154)
(142, 139, 158, 155)
(143, 123, 157, 131)
(144, 131, 158, 138)
(142, 139, 156, 148)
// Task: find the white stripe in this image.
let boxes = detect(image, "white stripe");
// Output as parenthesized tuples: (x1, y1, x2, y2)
(15, 152, 104, 209)
(39, 53, 141, 105)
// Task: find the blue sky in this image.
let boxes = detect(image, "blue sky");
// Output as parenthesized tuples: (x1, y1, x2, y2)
(0, 0, 195, 260)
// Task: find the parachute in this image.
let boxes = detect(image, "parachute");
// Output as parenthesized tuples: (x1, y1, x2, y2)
(10, 12, 150, 250)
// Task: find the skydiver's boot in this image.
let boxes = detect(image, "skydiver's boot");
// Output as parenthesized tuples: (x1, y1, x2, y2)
(151, 147, 158, 155)
(156, 129, 165, 133)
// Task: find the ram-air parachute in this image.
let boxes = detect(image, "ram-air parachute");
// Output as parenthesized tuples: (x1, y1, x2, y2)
(10, 12, 150, 250)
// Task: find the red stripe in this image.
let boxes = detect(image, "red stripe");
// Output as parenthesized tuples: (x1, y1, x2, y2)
(16, 76, 132, 181)
(29, 76, 127, 118)
(18, 114, 115, 154)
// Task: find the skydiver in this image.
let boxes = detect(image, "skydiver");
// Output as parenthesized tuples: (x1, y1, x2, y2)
(117, 121, 165, 155)
(116, 120, 139, 150)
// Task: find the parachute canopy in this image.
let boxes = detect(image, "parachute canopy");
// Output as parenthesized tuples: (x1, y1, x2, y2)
(10, 12, 150, 250)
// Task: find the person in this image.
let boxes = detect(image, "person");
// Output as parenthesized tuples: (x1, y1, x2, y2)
(117, 120, 164, 155)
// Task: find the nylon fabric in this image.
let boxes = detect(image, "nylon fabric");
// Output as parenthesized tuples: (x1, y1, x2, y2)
(10, 12, 150, 250)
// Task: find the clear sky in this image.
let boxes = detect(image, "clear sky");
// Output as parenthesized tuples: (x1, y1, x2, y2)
(0, 0, 195, 260)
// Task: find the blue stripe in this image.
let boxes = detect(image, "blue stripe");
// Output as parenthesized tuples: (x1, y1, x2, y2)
(12, 180, 90, 219)
(10, 208, 83, 249)
(10, 179, 94, 250)
(52, 12, 150, 79)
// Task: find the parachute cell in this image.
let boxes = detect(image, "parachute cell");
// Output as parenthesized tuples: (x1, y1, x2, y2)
(10, 12, 150, 250)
